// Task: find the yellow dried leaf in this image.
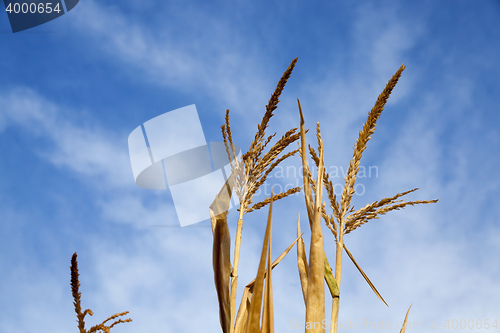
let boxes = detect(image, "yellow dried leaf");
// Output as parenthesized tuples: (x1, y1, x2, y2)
(343, 244, 388, 307)
(261, 204, 274, 333)
(246, 197, 274, 333)
(234, 235, 300, 333)
(297, 215, 308, 304)
(399, 304, 412, 333)
(234, 286, 252, 333)
(298, 99, 314, 227)
(324, 255, 339, 298)
(305, 146, 325, 333)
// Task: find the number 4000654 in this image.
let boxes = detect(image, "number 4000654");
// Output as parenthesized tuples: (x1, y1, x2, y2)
(5, 2, 62, 14)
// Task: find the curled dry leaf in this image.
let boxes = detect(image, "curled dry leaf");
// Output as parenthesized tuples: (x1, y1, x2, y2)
(210, 175, 235, 333)
(212, 212, 232, 333)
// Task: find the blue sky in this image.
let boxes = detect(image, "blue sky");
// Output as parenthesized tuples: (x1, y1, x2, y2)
(1, 1, 499, 332)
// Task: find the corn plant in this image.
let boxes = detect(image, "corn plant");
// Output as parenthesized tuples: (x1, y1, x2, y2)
(212, 58, 438, 333)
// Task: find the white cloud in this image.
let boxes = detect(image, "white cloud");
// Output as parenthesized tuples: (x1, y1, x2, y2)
(68, 0, 269, 118)
(0, 87, 133, 190)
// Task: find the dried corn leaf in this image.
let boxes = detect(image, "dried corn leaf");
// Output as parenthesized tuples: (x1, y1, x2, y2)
(246, 198, 273, 333)
(297, 215, 309, 304)
(261, 205, 274, 333)
(399, 304, 412, 333)
(234, 286, 252, 333)
(324, 255, 339, 298)
(244, 237, 300, 290)
(298, 99, 314, 226)
(210, 173, 235, 234)
(212, 212, 232, 333)
(305, 146, 325, 333)
(234, 235, 300, 333)
(210, 175, 235, 333)
(343, 244, 388, 307)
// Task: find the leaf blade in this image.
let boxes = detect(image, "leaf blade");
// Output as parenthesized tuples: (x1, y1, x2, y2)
(324, 255, 339, 298)
(343, 244, 388, 307)
(399, 304, 413, 333)
(261, 204, 274, 333)
(297, 215, 309, 304)
(246, 196, 274, 333)
(234, 235, 300, 333)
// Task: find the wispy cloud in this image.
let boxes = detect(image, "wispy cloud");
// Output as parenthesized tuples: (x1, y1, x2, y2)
(0, 87, 132, 190)
(68, 0, 270, 117)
